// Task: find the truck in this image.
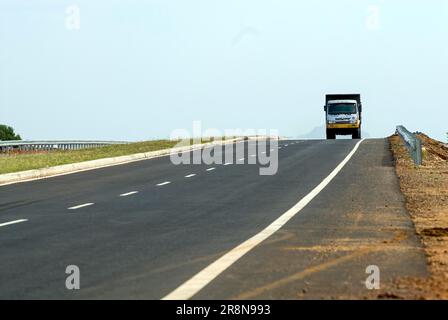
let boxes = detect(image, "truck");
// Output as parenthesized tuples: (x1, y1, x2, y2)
(324, 94, 362, 139)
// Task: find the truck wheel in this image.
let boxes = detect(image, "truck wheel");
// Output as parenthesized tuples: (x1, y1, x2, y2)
(326, 130, 336, 140)
(352, 128, 361, 139)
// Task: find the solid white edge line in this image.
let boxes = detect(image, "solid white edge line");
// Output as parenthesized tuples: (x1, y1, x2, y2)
(162, 138, 365, 300)
(0, 219, 28, 228)
(68, 203, 94, 210)
(120, 191, 139, 197)
(157, 181, 171, 186)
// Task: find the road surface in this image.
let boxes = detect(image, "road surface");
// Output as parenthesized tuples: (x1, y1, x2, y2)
(0, 139, 428, 299)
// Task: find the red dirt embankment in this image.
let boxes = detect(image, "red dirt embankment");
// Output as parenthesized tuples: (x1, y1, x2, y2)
(389, 133, 448, 299)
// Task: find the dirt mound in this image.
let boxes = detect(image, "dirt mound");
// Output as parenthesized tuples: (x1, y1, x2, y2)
(418, 133, 448, 162)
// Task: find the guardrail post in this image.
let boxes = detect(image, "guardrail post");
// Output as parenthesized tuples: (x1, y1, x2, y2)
(396, 125, 422, 166)
(415, 137, 422, 165)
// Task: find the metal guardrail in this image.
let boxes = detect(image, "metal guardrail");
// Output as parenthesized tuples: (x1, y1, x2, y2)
(396, 125, 422, 165)
(0, 140, 128, 152)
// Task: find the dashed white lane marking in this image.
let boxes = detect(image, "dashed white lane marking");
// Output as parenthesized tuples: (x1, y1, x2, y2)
(162, 138, 366, 300)
(261, 151, 266, 154)
(0, 219, 28, 228)
(238, 158, 245, 161)
(185, 174, 196, 178)
(250, 154, 256, 157)
(224, 163, 232, 166)
(157, 181, 171, 186)
(120, 191, 139, 197)
(68, 203, 94, 210)
(206, 168, 216, 172)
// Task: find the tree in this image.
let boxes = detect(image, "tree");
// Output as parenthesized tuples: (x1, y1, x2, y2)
(0, 124, 22, 141)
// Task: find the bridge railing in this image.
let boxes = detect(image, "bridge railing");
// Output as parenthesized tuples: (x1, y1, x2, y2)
(396, 125, 422, 165)
(0, 140, 128, 152)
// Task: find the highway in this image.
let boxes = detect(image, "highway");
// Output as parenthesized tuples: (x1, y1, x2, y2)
(0, 139, 428, 299)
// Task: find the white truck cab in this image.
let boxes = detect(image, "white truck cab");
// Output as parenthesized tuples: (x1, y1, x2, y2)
(324, 94, 362, 139)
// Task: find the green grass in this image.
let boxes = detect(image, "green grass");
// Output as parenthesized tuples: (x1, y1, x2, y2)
(0, 138, 227, 175)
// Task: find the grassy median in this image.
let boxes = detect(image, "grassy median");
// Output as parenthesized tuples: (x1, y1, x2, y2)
(0, 138, 227, 175)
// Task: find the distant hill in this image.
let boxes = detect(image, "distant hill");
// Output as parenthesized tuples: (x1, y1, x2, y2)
(297, 125, 325, 139)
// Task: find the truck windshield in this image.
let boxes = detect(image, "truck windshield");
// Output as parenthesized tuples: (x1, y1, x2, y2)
(328, 103, 356, 114)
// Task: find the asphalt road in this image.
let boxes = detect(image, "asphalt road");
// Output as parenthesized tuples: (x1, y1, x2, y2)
(0, 139, 428, 299)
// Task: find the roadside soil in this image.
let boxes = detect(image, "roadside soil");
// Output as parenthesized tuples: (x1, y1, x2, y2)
(384, 133, 448, 299)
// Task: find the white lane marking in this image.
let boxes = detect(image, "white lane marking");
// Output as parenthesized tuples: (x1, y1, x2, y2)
(285, 144, 288, 147)
(278, 147, 282, 149)
(157, 181, 171, 186)
(68, 203, 94, 210)
(206, 167, 216, 172)
(0, 219, 28, 228)
(261, 151, 266, 154)
(270, 149, 274, 152)
(224, 163, 232, 166)
(238, 158, 245, 161)
(120, 191, 139, 197)
(162, 138, 365, 300)
(185, 174, 196, 178)
(0, 139, 242, 188)
(250, 154, 256, 157)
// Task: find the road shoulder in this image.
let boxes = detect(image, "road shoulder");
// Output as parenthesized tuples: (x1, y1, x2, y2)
(388, 133, 448, 299)
(193, 139, 428, 299)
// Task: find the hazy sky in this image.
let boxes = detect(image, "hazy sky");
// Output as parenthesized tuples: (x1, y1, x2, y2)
(1, 0, 447, 141)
